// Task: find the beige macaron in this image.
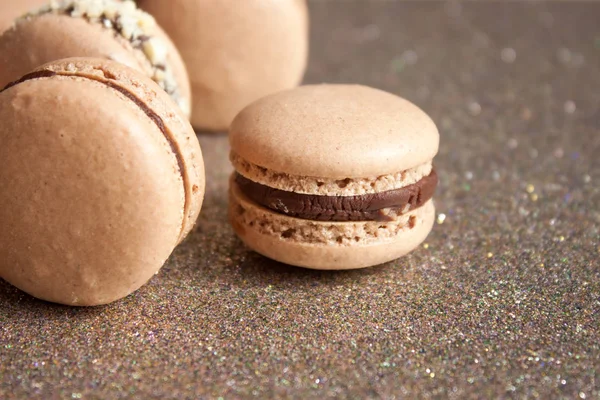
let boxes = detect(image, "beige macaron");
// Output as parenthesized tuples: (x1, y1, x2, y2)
(0, 0, 192, 117)
(137, 0, 309, 131)
(0, 0, 48, 33)
(0, 57, 205, 306)
(229, 85, 439, 270)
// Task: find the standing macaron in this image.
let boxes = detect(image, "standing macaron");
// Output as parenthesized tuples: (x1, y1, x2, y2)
(137, 0, 309, 131)
(229, 85, 439, 270)
(0, 0, 192, 117)
(0, 58, 205, 306)
(0, 0, 48, 33)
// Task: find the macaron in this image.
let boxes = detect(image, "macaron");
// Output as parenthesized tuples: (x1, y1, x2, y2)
(0, 57, 205, 306)
(0, 0, 48, 33)
(137, 0, 309, 131)
(229, 85, 439, 270)
(0, 0, 192, 117)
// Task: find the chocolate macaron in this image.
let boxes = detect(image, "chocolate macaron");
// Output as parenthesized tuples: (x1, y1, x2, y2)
(229, 85, 439, 270)
(0, 0, 48, 33)
(0, 58, 205, 305)
(137, 0, 309, 131)
(0, 0, 191, 117)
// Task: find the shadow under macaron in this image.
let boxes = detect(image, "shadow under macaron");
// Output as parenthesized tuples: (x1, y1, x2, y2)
(194, 128, 228, 136)
(230, 242, 399, 289)
(0, 278, 114, 314)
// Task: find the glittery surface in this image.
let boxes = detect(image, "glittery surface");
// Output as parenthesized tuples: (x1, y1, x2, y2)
(1, 1, 599, 398)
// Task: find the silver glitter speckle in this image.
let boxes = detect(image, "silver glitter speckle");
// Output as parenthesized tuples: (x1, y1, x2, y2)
(437, 213, 447, 224)
(557, 48, 572, 64)
(401, 50, 418, 65)
(361, 24, 381, 42)
(564, 100, 576, 114)
(468, 101, 482, 116)
(391, 50, 418, 73)
(554, 148, 565, 158)
(529, 148, 539, 158)
(501, 48, 517, 63)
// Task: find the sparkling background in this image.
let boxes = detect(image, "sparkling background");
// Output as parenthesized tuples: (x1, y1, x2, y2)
(1, 1, 599, 398)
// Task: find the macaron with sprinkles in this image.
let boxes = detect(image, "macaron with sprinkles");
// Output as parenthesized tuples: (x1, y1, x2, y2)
(229, 85, 439, 270)
(0, 0, 191, 117)
(0, 58, 205, 306)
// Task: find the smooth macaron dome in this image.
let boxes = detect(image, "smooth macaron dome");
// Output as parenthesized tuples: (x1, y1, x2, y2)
(229, 85, 439, 270)
(0, 0, 48, 33)
(137, 0, 309, 131)
(0, 57, 205, 306)
(0, 0, 191, 117)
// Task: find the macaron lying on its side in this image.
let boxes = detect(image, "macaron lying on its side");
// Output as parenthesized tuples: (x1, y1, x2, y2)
(0, 0, 48, 33)
(137, 0, 309, 131)
(0, 58, 205, 306)
(0, 0, 191, 117)
(229, 85, 439, 270)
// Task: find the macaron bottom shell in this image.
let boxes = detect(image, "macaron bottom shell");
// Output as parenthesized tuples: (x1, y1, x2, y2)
(229, 178, 435, 270)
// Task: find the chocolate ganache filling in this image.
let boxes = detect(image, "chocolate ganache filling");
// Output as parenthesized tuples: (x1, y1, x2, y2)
(235, 169, 438, 222)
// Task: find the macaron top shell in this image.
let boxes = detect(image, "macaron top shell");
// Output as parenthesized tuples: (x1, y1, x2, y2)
(38, 58, 205, 240)
(0, 58, 204, 305)
(0, 0, 191, 116)
(138, 0, 309, 131)
(0, 0, 47, 33)
(229, 85, 439, 179)
(0, 14, 142, 84)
